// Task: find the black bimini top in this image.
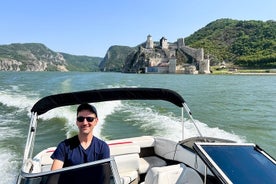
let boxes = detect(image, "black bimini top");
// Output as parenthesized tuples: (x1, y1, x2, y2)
(31, 88, 185, 115)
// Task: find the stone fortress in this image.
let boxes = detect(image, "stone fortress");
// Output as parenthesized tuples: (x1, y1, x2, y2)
(141, 35, 210, 74)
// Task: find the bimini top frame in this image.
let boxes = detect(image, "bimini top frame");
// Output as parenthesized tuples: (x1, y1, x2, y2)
(31, 88, 185, 115)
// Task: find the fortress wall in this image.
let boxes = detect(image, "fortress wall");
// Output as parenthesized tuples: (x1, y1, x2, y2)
(180, 46, 204, 62)
(169, 44, 178, 50)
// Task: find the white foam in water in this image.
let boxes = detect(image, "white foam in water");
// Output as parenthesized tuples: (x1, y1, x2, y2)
(39, 106, 77, 137)
(120, 102, 245, 143)
(0, 149, 20, 184)
(0, 121, 24, 184)
(93, 101, 122, 138)
(0, 123, 22, 182)
(0, 91, 36, 184)
(183, 119, 245, 142)
(0, 91, 37, 112)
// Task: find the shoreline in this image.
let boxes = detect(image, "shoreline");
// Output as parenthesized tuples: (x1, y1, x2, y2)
(233, 72, 276, 75)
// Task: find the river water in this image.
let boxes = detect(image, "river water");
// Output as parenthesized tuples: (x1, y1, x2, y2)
(0, 72, 275, 183)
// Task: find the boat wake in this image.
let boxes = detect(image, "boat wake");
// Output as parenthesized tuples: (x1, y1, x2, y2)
(0, 91, 38, 183)
(116, 101, 245, 142)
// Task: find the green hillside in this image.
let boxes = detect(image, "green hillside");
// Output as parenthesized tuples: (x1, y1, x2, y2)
(185, 19, 276, 68)
(61, 53, 102, 72)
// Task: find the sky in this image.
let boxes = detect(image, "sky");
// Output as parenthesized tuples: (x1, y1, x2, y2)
(1, 0, 275, 57)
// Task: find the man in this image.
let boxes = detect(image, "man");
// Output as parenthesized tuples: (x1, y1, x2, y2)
(51, 103, 110, 170)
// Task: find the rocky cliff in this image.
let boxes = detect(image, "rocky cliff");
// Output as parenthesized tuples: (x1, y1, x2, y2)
(0, 43, 102, 71)
(99, 45, 136, 72)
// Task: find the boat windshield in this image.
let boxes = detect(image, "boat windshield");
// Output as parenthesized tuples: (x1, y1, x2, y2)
(18, 158, 120, 184)
(194, 143, 276, 184)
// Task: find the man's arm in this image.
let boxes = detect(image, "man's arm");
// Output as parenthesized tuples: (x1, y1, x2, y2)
(51, 159, 64, 170)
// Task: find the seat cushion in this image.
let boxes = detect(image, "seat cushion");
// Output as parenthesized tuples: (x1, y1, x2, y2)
(139, 156, 167, 174)
(144, 164, 183, 184)
(143, 163, 203, 184)
(115, 154, 140, 173)
(114, 154, 140, 184)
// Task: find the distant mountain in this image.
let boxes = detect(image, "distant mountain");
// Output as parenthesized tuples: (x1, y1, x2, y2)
(0, 43, 102, 71)
(100, 19, 276, 71)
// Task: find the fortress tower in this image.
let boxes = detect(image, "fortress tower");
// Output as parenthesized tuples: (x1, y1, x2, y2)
(177, 38, 185, 48)
(146, 34, 154, 49)
(160, 37, 168, 49)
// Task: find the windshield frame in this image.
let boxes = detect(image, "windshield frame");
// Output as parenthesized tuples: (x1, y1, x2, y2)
(18, 157, 121, 184)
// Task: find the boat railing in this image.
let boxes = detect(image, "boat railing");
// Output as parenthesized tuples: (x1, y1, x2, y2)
(182, 102, 203, 138)
(23, 112, 38, 163)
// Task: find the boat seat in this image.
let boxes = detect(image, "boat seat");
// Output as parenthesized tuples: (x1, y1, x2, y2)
(108, 141, 141, 184)
(114, 154, 140, 184)
(139, 137, 179, 174)
(142, 163, 203, 184)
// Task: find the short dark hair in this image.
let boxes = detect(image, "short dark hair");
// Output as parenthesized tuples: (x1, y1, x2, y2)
(77, 103, 97, 117)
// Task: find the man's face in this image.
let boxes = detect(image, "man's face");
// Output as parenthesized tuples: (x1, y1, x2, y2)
(76, 110, 98, 135)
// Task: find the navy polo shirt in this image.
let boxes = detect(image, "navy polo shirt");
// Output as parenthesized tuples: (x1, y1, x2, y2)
(51, 135, 110, 167)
